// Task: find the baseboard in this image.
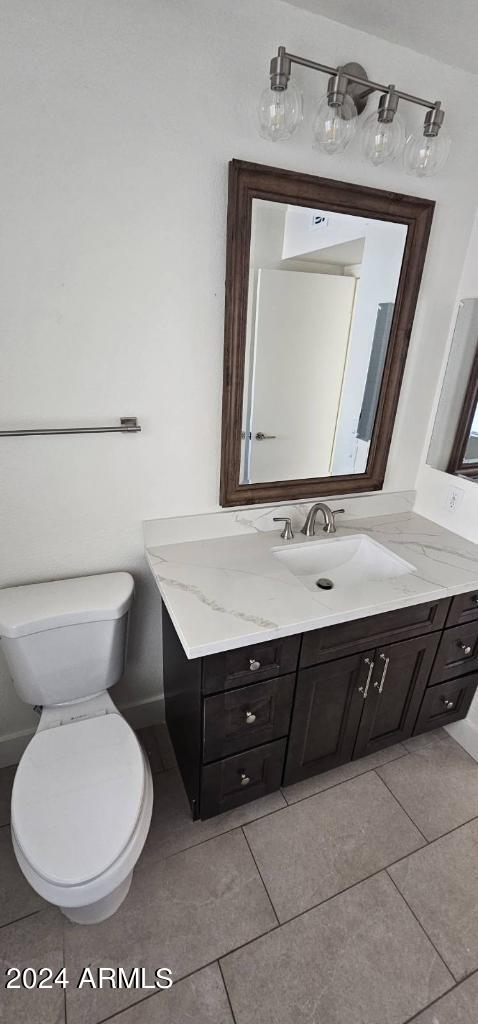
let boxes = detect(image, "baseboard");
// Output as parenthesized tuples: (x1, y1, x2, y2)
(446, 719, 478, 762)
(0, 694, 165, 769)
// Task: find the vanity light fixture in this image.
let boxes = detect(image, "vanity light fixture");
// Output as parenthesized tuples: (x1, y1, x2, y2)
(259, 47, 450, 176)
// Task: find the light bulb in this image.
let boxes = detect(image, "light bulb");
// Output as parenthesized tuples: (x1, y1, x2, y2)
(361, 109, 404, 166)
(404, 128, 451, 177)
(313, 93, 357, 155)
(258, 81, 303, 141)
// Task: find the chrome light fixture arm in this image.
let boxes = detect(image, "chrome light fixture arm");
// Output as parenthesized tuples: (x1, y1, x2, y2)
(270, 45, 443, 116)
(263, 45, 448, 173)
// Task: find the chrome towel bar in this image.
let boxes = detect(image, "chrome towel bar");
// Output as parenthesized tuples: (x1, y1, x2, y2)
(0, 417, 141, 437)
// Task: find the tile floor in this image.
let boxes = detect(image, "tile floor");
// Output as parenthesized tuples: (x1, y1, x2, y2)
(1, 726, 478, 1023)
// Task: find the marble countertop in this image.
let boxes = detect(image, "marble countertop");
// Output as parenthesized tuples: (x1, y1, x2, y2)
(145, 509, 478, 659)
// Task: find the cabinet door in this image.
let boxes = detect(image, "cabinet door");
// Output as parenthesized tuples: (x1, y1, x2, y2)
(283, 652, 373, 786)
(353, 633, 440, 759)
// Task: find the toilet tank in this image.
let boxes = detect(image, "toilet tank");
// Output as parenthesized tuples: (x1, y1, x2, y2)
(0, 573, 134, 706)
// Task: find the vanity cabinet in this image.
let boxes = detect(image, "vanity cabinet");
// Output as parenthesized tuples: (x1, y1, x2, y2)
(352, 633, 441, 759)
(161, 591, 478, 820)
(283, 653, 370, 784)
(284, 633, 440, 785)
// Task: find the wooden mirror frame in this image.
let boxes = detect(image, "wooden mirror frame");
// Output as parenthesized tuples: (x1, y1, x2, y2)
(447, 341, 478, 478)
(220, 159, 434, 507)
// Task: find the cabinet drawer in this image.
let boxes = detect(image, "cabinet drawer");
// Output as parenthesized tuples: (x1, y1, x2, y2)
(203, 674, 295, 763)
(202, 635, 300, 694)
(414, 675, 478, 735)
(446, 591, 478, 627)
(430, 621, 478, 684)
(301, 598, 450, 668)
(200, 739, 286, 819)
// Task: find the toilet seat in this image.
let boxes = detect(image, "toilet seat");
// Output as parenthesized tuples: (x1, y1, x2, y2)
(12, 713, 145, 887)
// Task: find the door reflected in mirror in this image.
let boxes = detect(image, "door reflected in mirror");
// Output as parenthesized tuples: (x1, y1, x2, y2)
(241, 199, 407, 484)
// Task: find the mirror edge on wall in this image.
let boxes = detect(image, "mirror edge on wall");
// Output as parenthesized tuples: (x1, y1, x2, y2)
(220, 159, 435, 508)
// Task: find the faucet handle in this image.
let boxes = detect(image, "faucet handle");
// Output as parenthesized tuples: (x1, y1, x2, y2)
(331, 508, 345, 521)
(273, 517, 294, 541)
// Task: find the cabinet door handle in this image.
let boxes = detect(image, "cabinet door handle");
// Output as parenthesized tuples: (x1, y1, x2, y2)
(359, 657, 374, 699)
(375, 653, 390, 694)
(245, 710, 256, 725)
(441, 697, 455, 710)
(249, 658, 261, 672)
(240, 771, 251, 786)
(458, 641, 472, 656)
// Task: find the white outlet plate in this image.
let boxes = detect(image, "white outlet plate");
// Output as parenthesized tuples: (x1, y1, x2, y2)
(447, 485, 465, 513)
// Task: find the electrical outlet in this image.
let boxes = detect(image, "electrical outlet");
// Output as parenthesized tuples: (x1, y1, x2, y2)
(447, 486, 464, 513)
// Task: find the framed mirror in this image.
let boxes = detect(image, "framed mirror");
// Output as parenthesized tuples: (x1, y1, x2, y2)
(446, 302, 478, 478)
(220, 160, 434, 506)
(427, 298, 478, 478)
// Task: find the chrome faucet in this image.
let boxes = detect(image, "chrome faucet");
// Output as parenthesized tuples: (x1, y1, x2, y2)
(301, 502, 345, 537)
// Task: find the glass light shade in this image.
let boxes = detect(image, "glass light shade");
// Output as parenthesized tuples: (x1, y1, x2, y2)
(361, 110, 404, 166)
(313, 93, 357, 155)
(258, 81, 303, 141)
(403, 128, 451, 177)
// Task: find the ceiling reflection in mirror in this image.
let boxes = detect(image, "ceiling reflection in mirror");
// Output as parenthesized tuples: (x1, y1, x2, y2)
(240, 200, 407, 485)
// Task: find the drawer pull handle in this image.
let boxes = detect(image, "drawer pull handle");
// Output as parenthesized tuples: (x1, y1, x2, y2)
(359, 657, 374, 699)
(458, 642, 472, 656)
(473, 595, 478, 605)
(245, 710, 256, 724)
(240, 771, 251, 786)
(442, 697, 455, 710)
(249, 658, 261, 672)
(375, 653, 390, 694)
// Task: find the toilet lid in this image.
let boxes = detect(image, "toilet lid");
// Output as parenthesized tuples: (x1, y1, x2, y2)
(11, 715, 145, 887)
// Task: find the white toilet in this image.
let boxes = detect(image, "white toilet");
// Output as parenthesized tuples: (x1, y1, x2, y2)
(0, 572, 153, 925)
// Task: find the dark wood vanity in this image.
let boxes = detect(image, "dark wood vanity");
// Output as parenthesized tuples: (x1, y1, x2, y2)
(162, 591, 478, 819)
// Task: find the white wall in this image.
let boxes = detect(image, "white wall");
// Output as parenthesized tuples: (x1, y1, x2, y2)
(2, 0, 478, 761)
(415, 211, 478, 538)
(415, 211, 478, 758)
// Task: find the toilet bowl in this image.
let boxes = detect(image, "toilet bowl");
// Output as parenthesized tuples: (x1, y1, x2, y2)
(0, 572, 153, 924)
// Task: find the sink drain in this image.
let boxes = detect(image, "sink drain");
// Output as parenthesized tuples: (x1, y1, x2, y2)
(316, 577, 334, 590)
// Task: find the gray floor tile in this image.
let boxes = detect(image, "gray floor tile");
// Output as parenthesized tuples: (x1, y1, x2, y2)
(402, 727, 448, 753)
(136, 723, 177, 773)
(221, 872, 453, 1024)
(244, 771, 424, 921)
(64, 829, 276, 1024)
(136, 724, 166, 772)
(282, 743, 407, 804)
(0, 826, 45, 927)
(378, 729, 478, 841)
(409, 972, 478, 1023)
(141, 768, 286, 863)
(0, 907, 65, 1024)
(0, 764, 16, 827)
(156, 722, 177, 770)
(389, 818, 478, 982)
(104, 963, 234, 1023)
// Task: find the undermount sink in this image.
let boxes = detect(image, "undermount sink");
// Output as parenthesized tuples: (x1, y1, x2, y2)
(272, 534, 416, 591)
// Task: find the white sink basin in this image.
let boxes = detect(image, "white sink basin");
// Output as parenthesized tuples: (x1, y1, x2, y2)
(272, 534, 416, 591)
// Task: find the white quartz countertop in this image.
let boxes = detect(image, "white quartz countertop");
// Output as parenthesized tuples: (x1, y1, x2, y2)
(145, 510, 478, 659)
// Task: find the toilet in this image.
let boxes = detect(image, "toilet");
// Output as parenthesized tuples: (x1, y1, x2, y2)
(0, 572, 153, 924)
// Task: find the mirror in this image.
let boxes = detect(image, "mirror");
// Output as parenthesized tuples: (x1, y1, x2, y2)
(241, 200, 407, 484)
(428, 298, 478, 477)
(221, 161, 434, 506)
